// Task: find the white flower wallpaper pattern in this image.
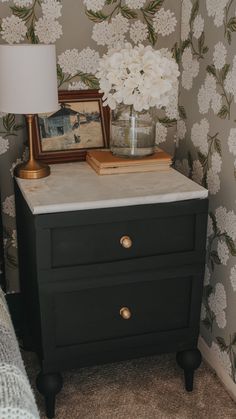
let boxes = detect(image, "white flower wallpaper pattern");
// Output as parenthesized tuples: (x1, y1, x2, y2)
(176, 0, 236, 386)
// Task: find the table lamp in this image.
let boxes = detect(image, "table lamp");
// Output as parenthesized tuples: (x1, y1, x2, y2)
(0, 44, 59, 179)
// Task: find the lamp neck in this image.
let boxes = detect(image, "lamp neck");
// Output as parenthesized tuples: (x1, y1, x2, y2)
(24, 114, 36, 163)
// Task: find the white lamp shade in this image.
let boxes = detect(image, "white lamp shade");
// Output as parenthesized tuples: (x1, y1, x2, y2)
(0, 44, 59, 114)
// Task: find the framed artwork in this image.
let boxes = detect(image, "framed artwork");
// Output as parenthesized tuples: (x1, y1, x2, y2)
(34, 90, 110, 163)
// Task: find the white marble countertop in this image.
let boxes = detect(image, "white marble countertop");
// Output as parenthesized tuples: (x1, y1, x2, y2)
(16, 162, 208, 215)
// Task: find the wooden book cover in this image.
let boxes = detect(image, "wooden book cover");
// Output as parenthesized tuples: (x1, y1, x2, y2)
(87, 148, 172, 170)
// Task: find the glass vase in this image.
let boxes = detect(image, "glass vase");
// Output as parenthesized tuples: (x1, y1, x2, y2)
(110, 104, 155, 158)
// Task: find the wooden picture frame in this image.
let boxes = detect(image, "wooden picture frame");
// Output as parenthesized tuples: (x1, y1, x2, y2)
(34, 90, 110, 163)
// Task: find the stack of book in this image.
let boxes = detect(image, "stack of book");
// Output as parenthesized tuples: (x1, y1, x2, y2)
(86, 149, 172, 175)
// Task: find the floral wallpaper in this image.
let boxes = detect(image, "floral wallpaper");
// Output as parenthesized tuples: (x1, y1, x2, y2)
(176, 0, 236, 387)
(1, 0, 235, 395)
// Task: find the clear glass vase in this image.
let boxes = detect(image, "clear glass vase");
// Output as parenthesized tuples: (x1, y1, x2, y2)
(110, 104, 155, 158)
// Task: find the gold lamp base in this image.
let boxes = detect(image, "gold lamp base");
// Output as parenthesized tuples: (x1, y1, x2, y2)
(14, 114, 51, 179)
(14, 160, 50, 179)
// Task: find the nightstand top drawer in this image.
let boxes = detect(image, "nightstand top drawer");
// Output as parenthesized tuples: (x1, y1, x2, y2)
(16, 162, 208, 215)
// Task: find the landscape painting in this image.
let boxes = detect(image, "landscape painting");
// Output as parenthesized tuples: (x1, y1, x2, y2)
(34, 90, 110, 163)
(39, 100, 104, 151)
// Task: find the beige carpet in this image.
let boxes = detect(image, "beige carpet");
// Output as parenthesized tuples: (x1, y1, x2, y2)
(22, 351, 236, 419)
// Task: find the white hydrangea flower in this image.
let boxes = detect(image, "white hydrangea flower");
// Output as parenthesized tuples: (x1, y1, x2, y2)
(165, 86, 179, 119)
(0, 136, 9, 156)
(92, 14, 129, 47)
(215, 206, 227, 233)
(153, 8, 177, 37)
(155, 122, 167, 144)
(177, 119, 187, 141)
(182, 47, 200, 90)
(58, 49, 80, 76)
(217, 240, 229, 265)
(35, 17, 62, 43)
(192, 160, 204, 185)
(181, 0, 192, 41)
(84, 0, 105, 11)
(211, 152, 222, 174)
(204, 265, 210, 285)
(13, 0, 33, 5)
(213, 42, 227, 70)
(68, 81, 88, 90)
(11, 230, 17, 248)
(10, 158, 22, 177)
(206, 0, 228, 27)
(193, 14, 204, 39)
(225, 56, 236, 103)
(175, 159, 190, 177)
(230, 266, 236, 291)
(207, 168, 220, 195)
(201, 303, 206, 321)
(0, 15, 27, 44)
(77, 47, 100, 74)
(2, 195, 15, 217)
(208, 283, 227, 328)
(97, 43, 180, 112)
(191, 118, 209, 155)
(41, 0, 62, 19)
(198, 74, 222, 114)
(125, 0, 145, 8)
(130, 21, 148, 44)
(228, 128, 236, 156)
(211, 342, 231, 376)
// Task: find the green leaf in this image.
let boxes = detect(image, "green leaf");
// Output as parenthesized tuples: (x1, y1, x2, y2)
(227, 17, 236, 32)
(172, 43, 181, 64)
(225, 235, 236, 256)
(120, 5, 137, 19)
(181, 39, 191, 52)
(221, 64, 230, 81)
(218, 105, 229, 119)
(214, 138, 222, 156)
(198, 151, 206, 166)
(198, 31, 205, 53)
(105, 0, 117, 4)
(202, 46, 209, 54)
(78, 72, 99, 89)
(178, 105, 187, 120)
(209, 211, 217, 234)
(157, 117, 177, 127)
(206, 64, 216, 77)
(143, 0, 164, 15)
(188, 151, 193, 170)
(202, 317, 212, 330)
(85, 9, 108, 22)
(227, 30, 232, 45)
(10, 5, 31, 19)
(190, 0, 199, 24)
(210, 250, 221, 265)
(203, 284, 213, 299)
(144, 19, 156, 45)
(216, 336, 228, 352)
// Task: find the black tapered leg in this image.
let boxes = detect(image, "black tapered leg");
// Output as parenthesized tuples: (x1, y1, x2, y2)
(36, 372, 63, 418)
(176, 348, 202, 392)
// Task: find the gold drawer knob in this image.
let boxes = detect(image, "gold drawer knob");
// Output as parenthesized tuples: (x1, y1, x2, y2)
(120, 235, 132, 249)
(120, 307, 132, 320)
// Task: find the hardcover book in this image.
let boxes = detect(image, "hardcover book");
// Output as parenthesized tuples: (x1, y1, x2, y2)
(86, 149, 172, 175)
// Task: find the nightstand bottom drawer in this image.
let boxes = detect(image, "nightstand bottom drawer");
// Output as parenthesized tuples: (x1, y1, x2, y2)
(41, 268, 202, 352)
